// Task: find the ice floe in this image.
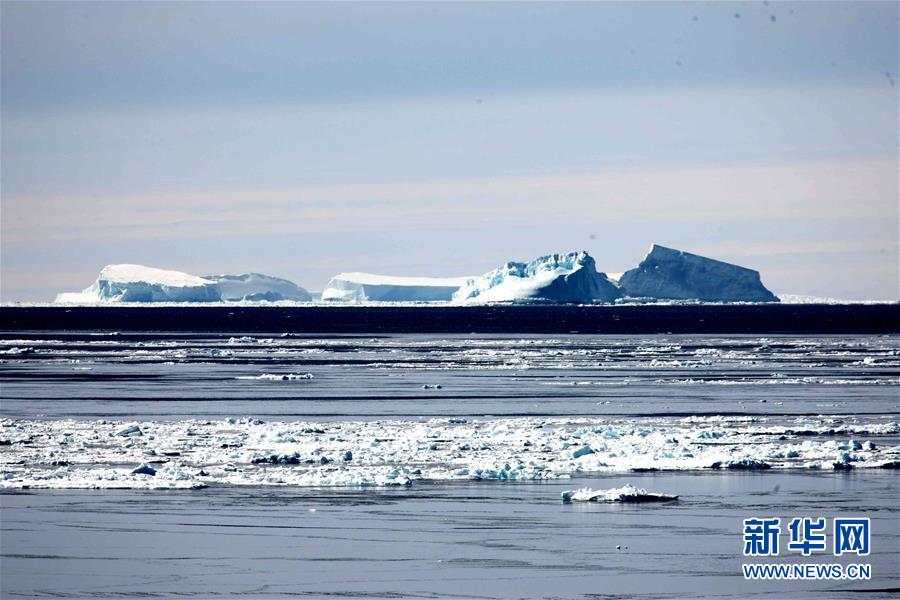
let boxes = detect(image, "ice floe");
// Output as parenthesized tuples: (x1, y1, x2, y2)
(561, 484, 678, 503)
(236, 373, 315, 381)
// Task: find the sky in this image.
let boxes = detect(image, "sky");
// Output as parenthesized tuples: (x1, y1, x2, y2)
(2, 1, 898, 301)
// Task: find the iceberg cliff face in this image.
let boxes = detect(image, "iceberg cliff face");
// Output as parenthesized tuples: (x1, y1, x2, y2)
(204, 273, 311, 302)
(58, 264, 221, 303)
(453, 251, 622, 303)
(322, 273, 471, 302)
(618, 245, 778, 302)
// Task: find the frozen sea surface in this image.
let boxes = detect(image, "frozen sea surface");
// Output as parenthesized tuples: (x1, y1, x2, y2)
(2, 472, 898, 598)
(1, 333, 898, 596)
(1, 333, 897, 419)
(1, 334, 898, 488)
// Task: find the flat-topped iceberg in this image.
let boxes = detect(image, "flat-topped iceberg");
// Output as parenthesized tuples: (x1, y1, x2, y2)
(204, 273, 311, 302)
(453, 251, 622, 303)
(322, 273, 471, 302)
(56, 264, 221, 303)
(618, 245, 778, 302)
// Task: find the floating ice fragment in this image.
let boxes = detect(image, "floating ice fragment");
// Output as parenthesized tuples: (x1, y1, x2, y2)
(132, 464, 156, 476)
(561, 484, 678, 503)
(237, 373, 314, 381)
(710, 459, 771, 470)
(116, 425, 143, 437)
(572, 446, 596, 459)
(0, 346, 35, 355)
(252, 452, 302, 465)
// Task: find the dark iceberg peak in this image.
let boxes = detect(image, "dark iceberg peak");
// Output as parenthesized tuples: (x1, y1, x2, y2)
(619, 244, 779, 302)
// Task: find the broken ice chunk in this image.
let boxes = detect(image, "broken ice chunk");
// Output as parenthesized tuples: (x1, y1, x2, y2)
(561, 484, 678, 503)
(116, 425, 143, 437)
(572, 445, 595, 458)
(131, 464, 157, 476)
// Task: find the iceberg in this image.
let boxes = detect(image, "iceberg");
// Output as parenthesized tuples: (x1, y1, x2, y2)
(204, 272, 311, 302)
(322, 273, 471, 302)
(56, 264, 221, 303)
(618, 245, 779, 302)
(453, 251, 621, 303)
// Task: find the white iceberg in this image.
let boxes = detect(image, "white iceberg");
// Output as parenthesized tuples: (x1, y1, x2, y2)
(56, 264, 221, 303)
(322, 273, 471, 302)
(453, 251, 621, 303)
(618, 245, 778, 302)
(561, 484, 678, 503)
(203, 272, 311, 302)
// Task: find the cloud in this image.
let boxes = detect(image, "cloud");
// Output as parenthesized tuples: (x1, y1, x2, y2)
(3, 156, 895, 248)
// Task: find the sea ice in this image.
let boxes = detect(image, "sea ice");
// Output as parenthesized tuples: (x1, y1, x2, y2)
(236, 373, 315, 381)
(561, 484, 678, 503)
(131, 464, 157, 476)
(1, 416, 895, 490)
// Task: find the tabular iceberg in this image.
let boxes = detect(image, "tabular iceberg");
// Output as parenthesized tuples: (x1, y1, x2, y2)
(618, 245, 779, 302)
(453, 251, 622, 303)
(204, 273, 312, 302)
(56, 264, 221, 303)
(322, 273, 471, 302)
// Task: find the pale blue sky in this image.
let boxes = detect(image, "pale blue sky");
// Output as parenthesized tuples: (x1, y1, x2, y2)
(2, 1, 898, 300)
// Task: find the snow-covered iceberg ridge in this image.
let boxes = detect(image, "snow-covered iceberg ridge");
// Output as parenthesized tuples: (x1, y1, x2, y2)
(619, 245, 778, 302)
(204, 272, 311, 302)
(454, 251, 621, 303)
(322, 273, 471, 302)
(56, 264, 221, 303)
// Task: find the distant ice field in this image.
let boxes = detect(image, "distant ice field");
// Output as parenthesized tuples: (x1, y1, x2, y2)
(1, 334, 897, 489)
(1, 333, 897, 419)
